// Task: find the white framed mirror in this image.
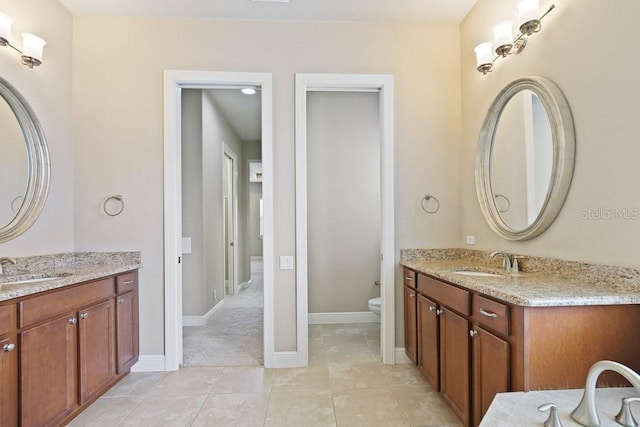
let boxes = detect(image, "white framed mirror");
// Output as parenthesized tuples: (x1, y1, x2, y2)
(476, 76, 575, 241)
(0, 76, 50, 242)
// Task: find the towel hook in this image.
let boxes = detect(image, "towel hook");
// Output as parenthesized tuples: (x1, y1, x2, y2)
(421, 194, 440, 214)
(103, 195, 125, 217)
(494, 194, 511, 213)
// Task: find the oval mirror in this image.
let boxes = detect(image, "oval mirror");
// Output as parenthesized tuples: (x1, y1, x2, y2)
(0, 76, 50, 242)
(476, 76, 575, 240)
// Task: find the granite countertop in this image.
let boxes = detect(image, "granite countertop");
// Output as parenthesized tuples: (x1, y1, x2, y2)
(0, 252, 142, 302)
(480, 387, 636, 426)
(400, 249, 640, 307)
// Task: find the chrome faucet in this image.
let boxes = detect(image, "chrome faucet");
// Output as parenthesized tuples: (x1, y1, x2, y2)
(489, 251, 512, 271)
(0, 257, 17, 275)
(571, 360, 640, 426)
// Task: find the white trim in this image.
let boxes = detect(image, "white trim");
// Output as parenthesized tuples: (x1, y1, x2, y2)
(164, 70, 275, 371)
(308, 312, 381, 325)
(223, 143, 239, 295)
(394, 348, 412, 364)
(182, 299, 225, 326)
(295, 73, 395, 367)
(270, 351, 300, 369)
(131, 355, 167, 372)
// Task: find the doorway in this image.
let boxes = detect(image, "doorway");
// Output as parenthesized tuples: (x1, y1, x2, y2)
(295, 73, 395, 366)
(163, 71, 275, 370)
(223, 147, 238, 296)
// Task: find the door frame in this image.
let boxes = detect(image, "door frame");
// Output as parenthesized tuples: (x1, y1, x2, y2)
(163, 70, 275, 370)
(223, 144, 239, 295)
(295, 73, 395, 365)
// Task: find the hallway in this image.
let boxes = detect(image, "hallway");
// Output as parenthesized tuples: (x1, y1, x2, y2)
(182, 260, 264, 366)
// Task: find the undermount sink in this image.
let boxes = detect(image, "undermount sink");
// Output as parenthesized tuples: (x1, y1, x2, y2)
(0, 273, 68, 286)
(451, 268, 503, 278)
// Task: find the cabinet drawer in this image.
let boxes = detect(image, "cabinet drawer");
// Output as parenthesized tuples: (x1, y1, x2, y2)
(116, 271, 137, 294)
(0, 304, 16, 335)
(417, 274, 469, 316)
(19, 278, 115, 329)
(403, 268, 416, 289)
(472, 294, 510, 336)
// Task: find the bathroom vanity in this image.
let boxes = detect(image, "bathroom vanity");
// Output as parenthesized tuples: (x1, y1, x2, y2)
(0, 252, 141, 427)
(401, 249, 640, 427)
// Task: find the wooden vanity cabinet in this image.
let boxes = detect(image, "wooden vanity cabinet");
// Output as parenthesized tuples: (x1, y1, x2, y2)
(115, 271, 139, 373)
(0, 304, 18, 427)
(15, 270, 139, 427)
(440, 307, 471, 426)
(403, 268, 418, 364)
(416, 294, 439, 389)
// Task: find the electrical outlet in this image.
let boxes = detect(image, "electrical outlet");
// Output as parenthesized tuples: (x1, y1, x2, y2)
(213, 289, 217, 300)
(466, 235, 475, 245)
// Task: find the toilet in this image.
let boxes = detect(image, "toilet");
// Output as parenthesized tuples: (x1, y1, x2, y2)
(368, 297, 381, 316)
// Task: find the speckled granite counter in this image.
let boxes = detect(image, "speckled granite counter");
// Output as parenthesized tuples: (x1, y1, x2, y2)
(480, 387, 635, 426)
(400, 249, 640, 307)
(0, 252, 141, 302)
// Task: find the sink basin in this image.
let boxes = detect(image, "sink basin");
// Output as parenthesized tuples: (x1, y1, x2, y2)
(0, 273, 68, 286)
(451, 268, 503, 278)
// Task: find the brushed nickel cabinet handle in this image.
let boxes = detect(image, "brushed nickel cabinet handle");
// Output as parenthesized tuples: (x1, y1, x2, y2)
(118, 298, 125, 304)
(436, 309, 442, 316)
(80, 312, 89, 319)
(3, 343, 15, 352)
(479, 308, 498, 318)
(69, 317, 77, 324)
(469, 329, 478, 338)
(404, 276, 413, 281)
(409, 293, 415, 298)
(122, 280, 134, 284)
(429, 306, 435, 312)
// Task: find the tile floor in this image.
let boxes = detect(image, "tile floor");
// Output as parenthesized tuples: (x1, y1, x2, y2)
(69, 324, 462, 426)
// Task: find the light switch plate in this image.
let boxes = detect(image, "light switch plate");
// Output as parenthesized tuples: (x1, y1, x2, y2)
(466, 235, 475, 245)
(182, 237, 192, 254)
(279, 256, 295, 270)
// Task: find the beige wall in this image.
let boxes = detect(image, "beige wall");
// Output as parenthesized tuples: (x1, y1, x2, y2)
(72, 17, 462, 355)
(0, 0, 73, 256)
(307, 92, 381, 313)
(244, 141, 262, 268)
(460, 0, 640, 267)
(250, 183, 263, 258)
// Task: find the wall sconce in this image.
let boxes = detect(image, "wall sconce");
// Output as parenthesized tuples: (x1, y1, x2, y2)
(474, 0, 555, 75)
(0, 12, 46, 68)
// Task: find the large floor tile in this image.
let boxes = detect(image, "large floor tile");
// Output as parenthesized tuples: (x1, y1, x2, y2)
(68, 397, 140, 426)
(104, 372, 165, 398)
(191, 392, 270, 426)
(394, 389, 461, 426)
(265, 390, 336, 427)
(271, 365, 331, 391)
(210, 366, 274, 393)
(120, 394, 206, 427)
(149, 367, 224, 396)
(326, 343, 378, 364)
(333, 388, 410, 426)
(328, 361, 387, 390)
(381, 364, 434, 391)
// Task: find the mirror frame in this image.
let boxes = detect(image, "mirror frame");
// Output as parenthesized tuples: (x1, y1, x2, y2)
(0, 76, 50, 242)
(476, 76, 575, 241)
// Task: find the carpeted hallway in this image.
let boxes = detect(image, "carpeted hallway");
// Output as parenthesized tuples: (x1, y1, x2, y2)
(182, 259, 264, 367)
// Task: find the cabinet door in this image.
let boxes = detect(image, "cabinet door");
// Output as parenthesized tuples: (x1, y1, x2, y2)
(116, 290, 139, 373)
(417, 295, 439, 390)
(78, 299, 116, 405)
(404, 285, 418, 363)
(21, 314, 78, 427)
(440, 307, 470, 427)
(0, 334, 18, 427)
(472, 326, 509, 425)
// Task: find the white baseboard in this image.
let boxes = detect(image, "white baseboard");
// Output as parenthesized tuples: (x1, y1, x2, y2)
(308, 311, 381, 325)
(394, 348, 412, 364)
(238, 279, 252, 291)
(267, 351, 299, 368)
(131, 355, 167, 372)
(182, 299, 225, 326)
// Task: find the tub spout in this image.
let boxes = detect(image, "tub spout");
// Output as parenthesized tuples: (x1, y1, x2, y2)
(571, 360, 640, 427)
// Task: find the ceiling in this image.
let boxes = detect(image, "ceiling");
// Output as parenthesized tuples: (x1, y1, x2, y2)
(57, 0, 477, 23)
(206, 89, 262, 142)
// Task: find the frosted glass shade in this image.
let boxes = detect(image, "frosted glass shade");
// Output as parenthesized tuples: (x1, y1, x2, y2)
(474, 42, 494, 67)
(21, 33, 46, 62)
(0, 12, 13, 41)
(493, 21, 513, 48)
(518, 0, 539, 24)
